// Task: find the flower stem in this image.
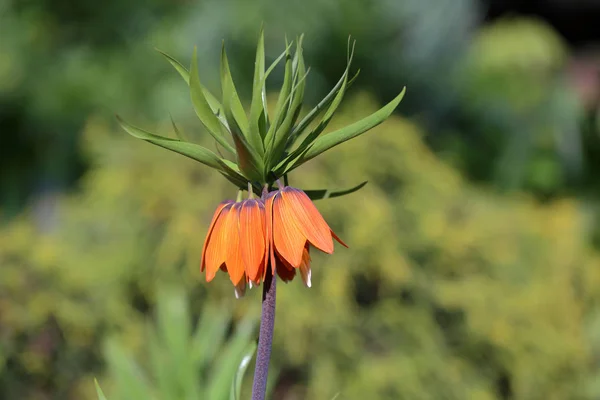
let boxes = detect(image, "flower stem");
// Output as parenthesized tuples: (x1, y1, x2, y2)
(251, 270, 277, 400)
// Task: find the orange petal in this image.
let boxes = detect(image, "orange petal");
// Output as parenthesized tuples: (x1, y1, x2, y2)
(201, 200, 234, 272)
(224, 203, 245, 285)
(299, 245, 312, 287)
(281, 187, 334, 254)
(264, 191, 278, 277)
(239, 199, 266, 283)
(204, 204, 233, 282)
(234, 277, 247, 298)
(272, 193, 306, 268)
(275, 255, 296, 282)
(331, 230, 348, 248)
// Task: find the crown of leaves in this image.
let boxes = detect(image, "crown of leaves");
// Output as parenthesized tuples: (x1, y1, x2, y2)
(117, 28, 405, 200)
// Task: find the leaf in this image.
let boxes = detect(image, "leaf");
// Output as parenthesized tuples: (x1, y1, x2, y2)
(192, 306, 232, 370)
(299, 87, 406, 165)
(220, 43, 250, 138)
(147, 326, 178, 400)
(156, 287, 192, 396)
(205, 318, 256, 400)
(170, 115, 188, 141)
(156, 48, 190, 83)
(221, 44, 263, 181)
(280, 45, 354, 171)
(273, 70, 361, 176)
(94, 379, 108, 400)
(190, 46, 235, 153)
(219, 159, 250, 185)
(304, 181, 368, 200)
(268, 36, 308, 167)
(117, 115, 225, 171)
(291, 39, 358, 140)
(264, 38, 294, 154)
(249, 27, 267, 154)
(258, 41, 294, 129)
(267, 66, 310, 172)
(229, 343, 257, 400)
(291, 40, 355, 152)
(157, 48, 228, 128)
(104, 340, 154, 400)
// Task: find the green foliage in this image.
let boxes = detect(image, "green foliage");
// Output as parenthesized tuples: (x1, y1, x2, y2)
(3, 0, 594, 220)
(460, 17, 581, 193)
(96, 286, 256, 400)
(2, 95, 600, 399)
(94, 380, 108, 400)
(119, 32, 405, 188)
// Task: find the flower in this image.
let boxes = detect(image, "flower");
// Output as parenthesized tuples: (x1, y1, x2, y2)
(201, 185, 346, 292)
(265, 186, 347, 287)
(201, 198, 267, 297)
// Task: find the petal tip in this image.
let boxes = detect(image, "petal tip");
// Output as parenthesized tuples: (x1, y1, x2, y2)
(234, 279, 247, 298)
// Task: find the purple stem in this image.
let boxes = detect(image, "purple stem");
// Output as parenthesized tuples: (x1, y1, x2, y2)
(251, 270, 277, 400)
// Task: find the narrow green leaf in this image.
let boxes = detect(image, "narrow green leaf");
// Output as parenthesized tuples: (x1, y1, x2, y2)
(230, 124, 263, 182)
(219, 171, 247, 189)
(291, 41, 357, 140)
(266, 66, 310, 172)
(273, 47, 358, 176)
(156, 287, 191, 396)
(283, 52, 350, 164)
(299, 87, 406, 165)
(220, 43, 250, 137)
(117, 115, 225, 170)
(221, 44, 263, 181)
(205, 318, 256, 400)
(94, 379, 108, 400)
(156, 48, 190, 83)
(271, 36, 307, 155)
(273, 69, 361, 176)
(192, 306, 232, 370)
(190, 47, 235, 153)
(215, 159, 250, 189)
(157, 48, 229, 130)
(259, 41, 294, 130)
(249, 27, 266, 154)
(169, 115, 188, 141)
(147, 326, 178, 400)
(304, 181, 368, 200)
(264, 39, 294, 154)
(104, 340, 154, 400)
(229, 343, 257, 400)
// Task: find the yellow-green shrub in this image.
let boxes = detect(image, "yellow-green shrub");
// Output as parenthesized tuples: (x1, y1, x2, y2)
(1, 94, 599, 399)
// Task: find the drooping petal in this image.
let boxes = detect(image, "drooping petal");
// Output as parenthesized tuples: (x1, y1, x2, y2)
(275, 255, 296, 282)
(204, 204, 233, 282)
(264, 191, 277, 277)
(331, 230, 348, 248)
(298, 246, 312, 287)
(201, 200, 234, 272)
(234, 277, 247, 298)
(224, 203, 245, 285)
(272, 193, 306, 268)
(281, 187, 334, 254)
(239, 199, 266, 283)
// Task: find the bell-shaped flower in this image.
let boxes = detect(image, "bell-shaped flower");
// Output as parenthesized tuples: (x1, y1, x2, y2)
(265, 186, 347, 286)
(201, 198, 268, 297)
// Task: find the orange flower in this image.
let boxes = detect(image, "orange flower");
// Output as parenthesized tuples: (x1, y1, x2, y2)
(265, 186, 347, 287)
(201, 198, 267, 297)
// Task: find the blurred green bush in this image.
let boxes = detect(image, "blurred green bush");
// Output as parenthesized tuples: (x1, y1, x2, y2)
(2, 94, 600, 399)
(2, 0, 596, 217)
(98, 286, 258, 400)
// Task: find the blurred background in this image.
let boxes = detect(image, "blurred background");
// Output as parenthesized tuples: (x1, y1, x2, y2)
(2, 0, 600, 398)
